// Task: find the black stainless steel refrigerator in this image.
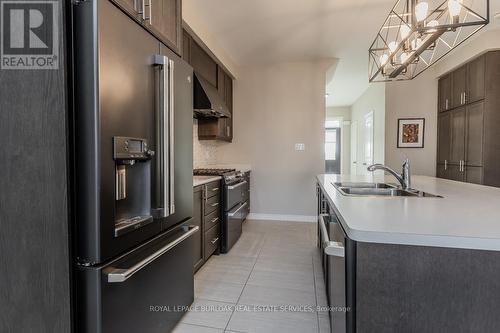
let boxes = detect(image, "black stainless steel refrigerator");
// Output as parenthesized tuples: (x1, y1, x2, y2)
(71, 1, 195, 332)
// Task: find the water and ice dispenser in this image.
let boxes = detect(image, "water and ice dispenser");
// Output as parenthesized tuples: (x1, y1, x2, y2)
(113, 136, 155, 237)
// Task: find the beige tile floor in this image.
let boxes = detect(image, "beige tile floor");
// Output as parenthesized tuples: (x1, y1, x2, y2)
(172, 219, 331, 333)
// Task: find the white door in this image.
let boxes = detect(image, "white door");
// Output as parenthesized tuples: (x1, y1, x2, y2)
(360, 111, 374, 175)
(350, 122, 358, 175)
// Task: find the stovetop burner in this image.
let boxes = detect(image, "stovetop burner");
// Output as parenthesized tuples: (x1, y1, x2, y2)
(194, 168, 236, 176)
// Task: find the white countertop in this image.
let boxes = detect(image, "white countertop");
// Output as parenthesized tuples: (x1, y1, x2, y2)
(193, 176, 221, 187)
(198, 164, 252, 173)
(317, 174, 500, 251)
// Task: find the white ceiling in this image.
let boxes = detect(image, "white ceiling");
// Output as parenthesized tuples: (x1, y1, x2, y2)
(184, 0, 500, 107)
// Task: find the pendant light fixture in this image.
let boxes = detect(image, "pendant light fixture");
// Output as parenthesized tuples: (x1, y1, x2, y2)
(369, 0, 489, 82)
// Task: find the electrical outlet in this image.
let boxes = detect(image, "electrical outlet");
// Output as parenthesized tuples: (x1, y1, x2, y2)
(295, 143, 305, 151)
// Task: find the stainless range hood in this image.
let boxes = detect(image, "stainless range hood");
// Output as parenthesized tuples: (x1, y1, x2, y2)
(193, 73, 231, 118)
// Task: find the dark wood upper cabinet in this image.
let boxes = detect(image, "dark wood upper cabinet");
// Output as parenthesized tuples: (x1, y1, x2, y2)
(150, 0, 182, 53)
(465, 101, 484, 167)
(225, 72, 233, 141)
(451, 65, 467, 109)
(190, 40, 218, 86)
(438, 74, 452, 112)
(110, 0, 182, 55)
(217, 66, 226, 96)
(197, 66, 233, 142)
(182, 28, 235, 142)
(112, 0, 137, 14)
(182, 30, 191, 62)
(467, 55, 485, 104)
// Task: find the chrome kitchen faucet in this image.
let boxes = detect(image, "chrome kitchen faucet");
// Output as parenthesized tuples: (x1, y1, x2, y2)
(367, 159, 411, 190)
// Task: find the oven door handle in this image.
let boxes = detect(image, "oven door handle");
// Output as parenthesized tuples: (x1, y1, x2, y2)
(318, 214, 345, 257)
(106, 225, 199, 283)
(227, 181, 247, 190)
(228, 202, 248, 217)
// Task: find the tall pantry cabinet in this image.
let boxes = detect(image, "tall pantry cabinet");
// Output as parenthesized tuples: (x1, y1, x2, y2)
(437, 51, 500, 187)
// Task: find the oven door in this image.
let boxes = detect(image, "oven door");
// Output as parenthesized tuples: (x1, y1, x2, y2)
(221, 202, 247, 252)
(77, 225, 198, 333)
(225, 180, 247, 211)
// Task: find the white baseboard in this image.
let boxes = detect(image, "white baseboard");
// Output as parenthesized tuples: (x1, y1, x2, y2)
(247, 213, 316, 223)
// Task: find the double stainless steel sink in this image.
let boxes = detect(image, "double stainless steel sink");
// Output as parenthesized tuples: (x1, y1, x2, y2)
(333, 182, 442, 198)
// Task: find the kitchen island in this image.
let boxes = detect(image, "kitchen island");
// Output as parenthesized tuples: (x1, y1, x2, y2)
(317, 174, 500, 333)
(317, 174, 500, 251)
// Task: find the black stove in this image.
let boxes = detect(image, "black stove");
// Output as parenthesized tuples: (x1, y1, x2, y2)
(193, 168, 248, 253)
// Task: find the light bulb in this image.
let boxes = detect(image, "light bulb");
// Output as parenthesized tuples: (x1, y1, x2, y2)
(411, 38, 423, 50)
(388, 41, 398, 53)
(448, 0, 462, 17)
(400, 52, 410, 64)
(400, 25, 411, 39)
(415, 2, 429, 22)
(427, 20, 439, 32)
(379, 54, 389, 66)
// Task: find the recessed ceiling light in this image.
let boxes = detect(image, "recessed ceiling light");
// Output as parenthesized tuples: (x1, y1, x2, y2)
(325, 93, 330, 98)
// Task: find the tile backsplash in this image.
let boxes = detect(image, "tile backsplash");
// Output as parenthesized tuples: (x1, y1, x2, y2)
(193, 119, 222, 168)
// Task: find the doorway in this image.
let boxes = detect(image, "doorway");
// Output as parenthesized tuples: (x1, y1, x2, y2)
(361, 111, 374, 175)
(325, 123, 341, 174)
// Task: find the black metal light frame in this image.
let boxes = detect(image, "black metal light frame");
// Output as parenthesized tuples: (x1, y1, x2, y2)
(369, 0, 489, 82)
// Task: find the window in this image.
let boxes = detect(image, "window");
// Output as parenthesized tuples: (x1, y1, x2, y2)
(325, 120, 341, 129)
(325, 129, 338, 161)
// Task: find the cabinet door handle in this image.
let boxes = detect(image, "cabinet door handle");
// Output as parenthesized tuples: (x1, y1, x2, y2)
(210, 217, 219, 223)
(444, 160, 447, 170)
(148, 0, 152, 23)
(211, 187, 219, 192)
(210, 202, 219, 207)
(211, 237, 219, 244)
(464, 92, 467, 104)
(445, 99, 449, 110)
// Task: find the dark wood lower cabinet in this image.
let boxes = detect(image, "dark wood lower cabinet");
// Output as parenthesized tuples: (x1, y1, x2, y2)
(192, 180, 221, 272)
(192, 186, 204, 271)
(465, 166, 484, 185)
(436, 164, 463, 182)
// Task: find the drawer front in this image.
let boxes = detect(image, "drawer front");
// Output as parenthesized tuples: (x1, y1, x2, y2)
(204, 194, 220, 215)
(78, 225, 195, 333)
(204, 209, 220, 231)
(204, 224, 220, 259)
(205, 181, 221, 199)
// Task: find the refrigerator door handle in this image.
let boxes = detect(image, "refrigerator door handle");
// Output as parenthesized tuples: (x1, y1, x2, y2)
(153, 55, 170, 218)
(168, 59, 175, 215)
(106, 225, 199, 283)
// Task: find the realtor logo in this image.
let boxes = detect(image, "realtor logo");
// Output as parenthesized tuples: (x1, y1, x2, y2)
(1, 0, 58, 69)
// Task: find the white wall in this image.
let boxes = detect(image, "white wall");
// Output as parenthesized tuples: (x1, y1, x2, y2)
(183, 3, 239, 77)
(385, 70, 438, 176)
(351, 84, 386, 173)
(326, 107, 351, 174)
(385, 29, 500, 176)
(215, 61, 333, 219)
